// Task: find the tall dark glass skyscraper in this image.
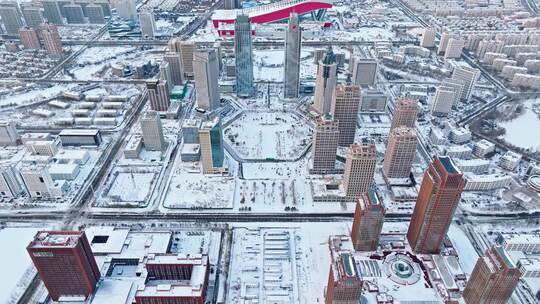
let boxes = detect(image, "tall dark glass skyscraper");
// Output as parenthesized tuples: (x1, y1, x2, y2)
(283, 12, 301, 99)
(234, 14, 254, 97)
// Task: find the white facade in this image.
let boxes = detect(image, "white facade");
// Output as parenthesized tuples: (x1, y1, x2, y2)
(20, 164, 56, 198)
(140, 110, 166, 151)
(0, 120, 19, 145)
(193, 49, 220, 111)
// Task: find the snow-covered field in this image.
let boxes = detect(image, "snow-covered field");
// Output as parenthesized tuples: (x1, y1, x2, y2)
(224, 111, 311, 160)
(499, 100, 540, 150)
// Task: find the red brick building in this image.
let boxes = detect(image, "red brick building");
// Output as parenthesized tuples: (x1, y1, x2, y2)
(351, 189, 385, 251)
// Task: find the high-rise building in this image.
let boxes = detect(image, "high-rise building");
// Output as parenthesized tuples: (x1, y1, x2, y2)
(351, 57, 377, 86)
(113, 0, 136, 20)
(38, 23, 63, 56)
(19, 27, 41, 49)
(331, 83, 360, 147)
(20, 163, 55, 198)
(407, 156, 465, 253)
(0, 1, 24, 35)
(325, 252, 363, 304)
(223, 0, 241, 9)
(451, 65, 480, 101)
(140, 110, 166, 151)
(139, 10, 156, 38)
(176, 41, 195, 77)
(463, 245, 522, 304)
(438, 33, 458, 55)
(283, 12, 301, 99)
(432, 85, 456, 116)
(147, 79, 170, 112)
(343, 140, 377, 200)
(94, 0, 111, 16)
(159, 61, 172, 90)
(234, 14, 254, 97)
(390, 98, 418, 130)
(21, 5, 44, 29)
(0, 165, 24, 198)
(86, 4, 105, 24)
(27, 230, 101, 301)
(311, 115, 339, 174)
(163, 52, 184, 86)
(0, 120, 19, 145)
(444, 38, 465, 59)
(383, 127, 417, 179)
(199, 117, 226, 174)
(64, 4, 85, 24)
(42, 0, 63, 25)
(313, 47, 338, 114)
(193, 48, 220, 111)
(420, 28, 436, 48)
(351, 189, 385, 251)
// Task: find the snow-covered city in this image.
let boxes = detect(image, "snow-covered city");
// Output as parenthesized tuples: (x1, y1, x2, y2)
(1, 0, 540, 303)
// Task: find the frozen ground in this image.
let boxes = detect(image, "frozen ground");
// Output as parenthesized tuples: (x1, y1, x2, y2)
(498, 100, 540, 150)
(224, 111, 311, 160)
(108, 172, 157, 202)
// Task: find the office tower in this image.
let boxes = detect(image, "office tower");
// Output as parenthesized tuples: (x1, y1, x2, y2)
(432, 85, 456, 116)
(147, 79, 170, 112)
(113, 0, 136, 20)
(177, 41, 195, 77)
(234, 14, 254, 97)
(224, 0, 240, 9)
(159, 61, 172, 89)
(19, 27, 41, 49)
(420, 28, 436, 48)
(64, 4, 85, 24)
(311, 115, 339, 174)
(86, 4, 105, 24)
(199, 117, 225, 174)
(383, 127, 417, 179)
(140, 110, 166, 151)
(390, 98, 418, 130)
(313, 47, 338, 114)
(343, 140, 377, 200)
(351, 57, 378, 86)
(283, 12, 301, 99)
(0, 1, 24, 35)
(351, 189, 385, 251)
(463, 246, 522, 304)
(325, 252, 363, 304)
(438, 33, 458, 55)
(407, 156, 465, 253)
(331, 83, 360, 147)
(42, 0, 63, 25)
(38, 23, 63, 56)
(0, 120, 19, 145)
(27, 231, 101, 301)
(0, 165, 24, 198)
(164, 52, 184, 87)
(444, 38, 465, 59)
(451, 65, 480, 101)
(182, 119, 201, 144)
(21, 5, 44, 29)
(193, 49, 220, 111)
(440, 78, 464, 106)
(139, 10, 156, 38)
(20, 163, 55, 198)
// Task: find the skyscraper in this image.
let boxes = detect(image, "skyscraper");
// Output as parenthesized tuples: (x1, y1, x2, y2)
(163, 52, 184, 86)
(140, 110, 165, 151)
(0, 164, 24, 198)
(325, 251, 363, 304)
(0, 120, 19, 145)
(19, 27, 41, 49)
(283, 12, 301, 99)
(343, 140, 377, 200)
(432, 85, 456, 116)
(234, 14, 254, 97)
(463, 245, 522, 304)
(42, 0, 63, 25)
(407, 156, 465, 253)
(351, 189, 385, 251)
(159, 61, 172, 90)
(27, 230, 101, 301)
(167, 38, 195, 78)
(0, 1, 24, 35)
(86, 4, 105, 24)
(390, 98, 418, 130)
(199, 117, 226, 174)
(313, 47, 337, 114)
(139, 10, 156, 38)
(21, 5, 44, 29)
(331, 83, 361, 147)
(351, 57, 377, 86)
(193, 49, 220, 111)
(147, 79, 170, 112)
(420, 28, 436, 48)
(38, 23, 63, 56)
(311, 115, 339, 174)
(382, 126, 417, 179)
(113, 0, 136, 20)
(64, 4, 85, 24)
(451, 65, 480, 101)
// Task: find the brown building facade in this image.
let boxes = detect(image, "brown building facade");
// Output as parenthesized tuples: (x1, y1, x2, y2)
(351, 189, 385, 251)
